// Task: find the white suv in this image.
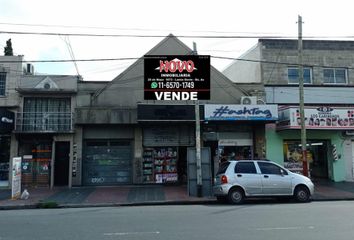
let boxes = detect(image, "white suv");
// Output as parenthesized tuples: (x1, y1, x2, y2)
(213, 160, 314, 204)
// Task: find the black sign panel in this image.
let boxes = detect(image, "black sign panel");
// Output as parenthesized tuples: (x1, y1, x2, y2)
(144, 55, 210, 100)
(138, 104, 196, 121)
(0, 108, 15, 133)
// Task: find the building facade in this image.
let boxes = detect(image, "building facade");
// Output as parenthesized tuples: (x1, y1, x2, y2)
(0, 54, 79, 188)
(224, 39, 354, 182)
(15, 73, 78, 188)
(73, 35, 276, 188)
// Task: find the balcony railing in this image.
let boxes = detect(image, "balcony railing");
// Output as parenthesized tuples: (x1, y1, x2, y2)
(16, 112, 74, 133)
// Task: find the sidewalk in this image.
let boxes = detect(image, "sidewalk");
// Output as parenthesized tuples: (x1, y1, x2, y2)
(1, 181, 354, 210)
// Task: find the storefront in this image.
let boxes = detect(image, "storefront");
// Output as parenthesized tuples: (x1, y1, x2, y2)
(267, 106, 354, 181)
(81, 125, 134, 186)
(18, 137, 53, 187)
(0, 108, 15, 187)
(83, 139, 133, 185)
(203, 104, 278, 175)
(138, 104, 196, 184)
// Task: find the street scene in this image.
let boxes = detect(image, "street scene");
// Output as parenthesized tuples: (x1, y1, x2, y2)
(2, 0, 354, 239)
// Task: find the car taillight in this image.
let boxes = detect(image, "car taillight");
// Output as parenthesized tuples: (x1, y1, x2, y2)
(221, 175, 228, 184)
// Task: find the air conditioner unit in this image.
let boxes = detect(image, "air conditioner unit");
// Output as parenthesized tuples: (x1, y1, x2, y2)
(241, 96, 257, 105)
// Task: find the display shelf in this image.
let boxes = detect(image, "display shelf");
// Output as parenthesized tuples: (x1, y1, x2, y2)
(142, 147, 178, 183)
(142, 149, 154, 182)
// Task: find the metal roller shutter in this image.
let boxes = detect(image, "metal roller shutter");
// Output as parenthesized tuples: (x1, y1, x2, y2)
(83, 140, 132, 185)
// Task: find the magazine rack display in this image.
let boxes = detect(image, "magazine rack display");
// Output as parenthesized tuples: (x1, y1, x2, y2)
(142, 147, 178, 183)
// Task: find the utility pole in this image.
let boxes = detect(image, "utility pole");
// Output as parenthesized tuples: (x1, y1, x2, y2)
(193, 42, 203, 197)
(298, 15, 308, 177)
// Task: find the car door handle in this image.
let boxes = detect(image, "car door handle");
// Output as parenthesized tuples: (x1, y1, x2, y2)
(264, 175, 269, 178)
(237, 174, 242, 177)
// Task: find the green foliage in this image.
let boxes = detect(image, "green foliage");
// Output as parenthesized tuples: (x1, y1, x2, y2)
(4, 39, 13, 56)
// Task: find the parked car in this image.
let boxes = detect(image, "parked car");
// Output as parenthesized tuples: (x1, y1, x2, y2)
(213, 160, 314, 204)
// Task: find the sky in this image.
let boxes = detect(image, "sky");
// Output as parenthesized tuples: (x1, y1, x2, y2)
(1, 0, 354, 81)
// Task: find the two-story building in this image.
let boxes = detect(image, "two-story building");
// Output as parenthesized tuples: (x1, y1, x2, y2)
(1, 54, 79, 188)
(15, 72, 79, 188)
(224, 39, 354, 182)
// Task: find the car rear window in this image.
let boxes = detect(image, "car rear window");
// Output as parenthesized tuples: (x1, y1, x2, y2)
(216, 162, 231, 175)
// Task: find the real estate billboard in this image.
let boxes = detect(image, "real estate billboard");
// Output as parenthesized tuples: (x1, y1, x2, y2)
(144, 55, 210, 100)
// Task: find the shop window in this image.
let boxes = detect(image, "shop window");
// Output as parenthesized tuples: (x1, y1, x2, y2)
(142, 147, 178, 183)
(283, 140, 328, 178)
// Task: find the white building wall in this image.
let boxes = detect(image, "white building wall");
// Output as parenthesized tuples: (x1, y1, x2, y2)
(223, 44, 262, 83)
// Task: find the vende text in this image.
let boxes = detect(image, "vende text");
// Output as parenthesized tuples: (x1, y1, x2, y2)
(155, 92, 198, 100)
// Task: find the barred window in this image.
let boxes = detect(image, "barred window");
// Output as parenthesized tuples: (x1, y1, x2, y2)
(22, 98, 71, 131)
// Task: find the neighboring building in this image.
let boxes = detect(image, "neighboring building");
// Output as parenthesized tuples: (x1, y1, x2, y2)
(74, 35, 277, 190)
(0, 55, 22, 187)
(0, 54, 80, 188)
(224, 39, 354, 182)
(15, 73, 79, 188)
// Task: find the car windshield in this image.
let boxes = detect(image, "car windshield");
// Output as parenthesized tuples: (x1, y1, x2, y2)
(216, 161, 231, 175)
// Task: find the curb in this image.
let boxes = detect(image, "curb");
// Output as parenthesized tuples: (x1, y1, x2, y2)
(2, 198, 354, 211)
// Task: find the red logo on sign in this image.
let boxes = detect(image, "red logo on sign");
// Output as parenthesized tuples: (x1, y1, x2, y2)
(159, 59, 195, 73)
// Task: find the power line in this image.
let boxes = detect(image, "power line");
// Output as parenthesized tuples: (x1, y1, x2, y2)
(3, 55, 354, 71)
(0, 57, 139, 63)
(0, 30, 294, 38)
(3, 30, 354, 39)
(0, 22, 282, 35)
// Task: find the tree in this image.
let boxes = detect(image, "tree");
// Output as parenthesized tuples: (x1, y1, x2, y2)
(4, 39, 13, 56)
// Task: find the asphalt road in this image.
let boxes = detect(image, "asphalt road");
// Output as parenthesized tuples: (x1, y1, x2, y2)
(1, 201, 354, 240)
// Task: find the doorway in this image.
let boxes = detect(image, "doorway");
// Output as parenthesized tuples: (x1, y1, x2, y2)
(283, 140, 329, 179)
(308, 141, 329, 179)
(54, 142, 70, 186)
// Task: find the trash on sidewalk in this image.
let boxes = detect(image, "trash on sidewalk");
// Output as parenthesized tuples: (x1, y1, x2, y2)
(20, 189, 30, 200)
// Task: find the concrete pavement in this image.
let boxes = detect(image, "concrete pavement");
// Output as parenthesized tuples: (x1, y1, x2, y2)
(1, 180, 354, 210)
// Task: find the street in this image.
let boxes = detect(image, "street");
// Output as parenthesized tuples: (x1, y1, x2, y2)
(1, 201, 354, 240)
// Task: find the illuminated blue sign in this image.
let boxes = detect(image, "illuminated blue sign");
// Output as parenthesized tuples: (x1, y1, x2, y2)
(204, 104, 278, 121)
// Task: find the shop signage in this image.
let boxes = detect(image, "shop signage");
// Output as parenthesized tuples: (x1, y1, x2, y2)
(137, 104, 196, 121)
(204, 104, 278, 121)
(144, 55, 210, 100)
(218, 139, 253, 146)
(0, 108, 15, 133)
(11, 157, 22, 200)
(278, 106, 354, 130)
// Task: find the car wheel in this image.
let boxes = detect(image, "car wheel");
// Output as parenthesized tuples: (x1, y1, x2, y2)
(228, 188, 244, 204)
(294, 186, 310, 203)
